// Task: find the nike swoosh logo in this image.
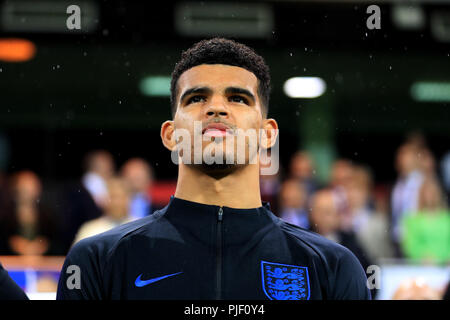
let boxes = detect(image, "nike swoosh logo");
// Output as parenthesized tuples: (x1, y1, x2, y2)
(135, 272, 183, 287)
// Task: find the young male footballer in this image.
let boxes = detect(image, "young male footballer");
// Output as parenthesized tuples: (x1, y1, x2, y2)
(57, 38, 370, 300)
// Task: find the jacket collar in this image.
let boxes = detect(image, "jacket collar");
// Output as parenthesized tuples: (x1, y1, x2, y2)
(164, 195, 275, 245)
(166, 195, 271, 214)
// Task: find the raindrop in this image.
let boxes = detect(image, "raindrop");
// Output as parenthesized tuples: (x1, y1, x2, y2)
(389, 66, 392, 70)
(0, 68, 2, 72)
(118, 100, 122, 105)
(83, 51, 88, 57)
(99, 131, 103, 136)
(289, 52, 293, 57)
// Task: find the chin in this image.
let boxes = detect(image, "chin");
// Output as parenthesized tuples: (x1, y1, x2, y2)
(193, 161, 244, 179)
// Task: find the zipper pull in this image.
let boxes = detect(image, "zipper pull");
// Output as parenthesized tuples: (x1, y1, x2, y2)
(218, 207, 223, 221)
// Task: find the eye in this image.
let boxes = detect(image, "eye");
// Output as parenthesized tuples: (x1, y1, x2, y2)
(186, 95, 206, 104)
(229, 95, 249, 104)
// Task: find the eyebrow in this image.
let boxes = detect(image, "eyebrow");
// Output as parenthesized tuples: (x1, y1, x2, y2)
(179, 86, 256, 104)
(180, 86, 213, 104)
(225, 87, 255, 103)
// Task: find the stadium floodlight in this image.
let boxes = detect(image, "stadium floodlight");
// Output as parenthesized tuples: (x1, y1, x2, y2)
(139, 76, 171, 97)
(283, 77, 326, 98)
(410, 81, 450, 102)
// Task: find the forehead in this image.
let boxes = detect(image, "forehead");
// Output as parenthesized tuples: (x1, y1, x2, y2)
(177, 64, 259, 96)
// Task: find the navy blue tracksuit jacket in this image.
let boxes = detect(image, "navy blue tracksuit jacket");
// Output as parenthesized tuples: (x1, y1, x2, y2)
(57, 196, 371, 300)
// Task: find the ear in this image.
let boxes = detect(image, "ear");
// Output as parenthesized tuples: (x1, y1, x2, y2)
(160, 120, 176, 151)
(260, 118, 279, 149)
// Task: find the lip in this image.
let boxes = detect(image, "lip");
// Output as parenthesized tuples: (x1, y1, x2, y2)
(202, 123, 231, 134)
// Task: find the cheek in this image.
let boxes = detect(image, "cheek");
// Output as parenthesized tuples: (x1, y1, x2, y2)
(174, 114, 197, 142)
(174, 112, 192, 130)
(240, 110, 261, 128)
(235, 113, 262, 145)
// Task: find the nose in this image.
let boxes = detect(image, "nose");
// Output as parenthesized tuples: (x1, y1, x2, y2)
(205, 97, 229, 119)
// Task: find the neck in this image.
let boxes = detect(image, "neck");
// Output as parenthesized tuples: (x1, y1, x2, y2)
(174, 162, 262, 209)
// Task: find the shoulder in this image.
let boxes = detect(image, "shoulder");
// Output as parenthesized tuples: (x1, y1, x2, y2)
(273, 213, 355, 264)
(67, 208, 167, 264)
(58, 209, 168, 299)
(269, 213, 371, 299)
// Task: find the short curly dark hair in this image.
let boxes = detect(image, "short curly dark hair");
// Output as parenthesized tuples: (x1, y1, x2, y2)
(170, 37, 271, 118)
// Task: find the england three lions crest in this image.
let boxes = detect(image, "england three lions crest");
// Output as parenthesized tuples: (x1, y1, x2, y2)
(261, 261, 310, 300)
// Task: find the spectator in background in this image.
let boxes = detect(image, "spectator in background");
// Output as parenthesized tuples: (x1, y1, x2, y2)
(419, 148, 437, 180)
(329, 159, 354, 231)
(82, 150, 115, 209)
(346, 165, 373, 232)
(59, 150, 115, 253)
(278, 179, 309, 229)
(0, 171, 59, 255)
(391, 142, 424, 255)
(401, 177, 450, 264)
(347, 165, 394, 262)
(392, 278, 442, 300)
(289, 151, 319, 198)
(72, 177, 133, 244)
(308, 189, 372, 272)
(120, 158, 154, 220)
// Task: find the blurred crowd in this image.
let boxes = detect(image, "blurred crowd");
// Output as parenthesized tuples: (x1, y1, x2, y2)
(261, 133, 450, 269)
(0, 150, 156, 255)
(0, 132, 449, 299)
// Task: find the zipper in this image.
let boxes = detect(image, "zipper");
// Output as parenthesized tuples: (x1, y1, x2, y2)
(215, 207, 223, 300)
